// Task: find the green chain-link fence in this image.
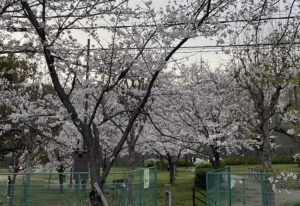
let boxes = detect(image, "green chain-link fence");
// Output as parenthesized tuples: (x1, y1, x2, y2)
(103, 167, 157, 206)
(206, 167, 300, 206)
(206, 167, 231, 206)
(0, 167, 157, 206)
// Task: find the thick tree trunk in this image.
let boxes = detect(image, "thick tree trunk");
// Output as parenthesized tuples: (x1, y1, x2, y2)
(170, 162, 176, 185)
(9, 174, 17, 206)
(167, 157, 176, 185)
(127, 148, 136, 205)
(84, 126, 103, 206)
(261, 120, 272, 173)
(58, 172, 64, 191)
(261, 119, 275, 206)
(9, 154, 20, 205)
(56, 165, 65, 192)
(210, 146, 221, 169)
(21, 151, 32, 206)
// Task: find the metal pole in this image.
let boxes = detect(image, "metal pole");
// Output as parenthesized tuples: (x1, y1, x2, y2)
(83, 39, 90, 150)
(68, 173, 71, 206)
(47, 172, 52, 190)
(192, 187, 195, 206)
(154, 167, 158, 206)
(140, 169, 143, 206)
(24, 173, 30, 206)
(206, 172, 209, 206)
(217, 173, 220, 206)
(76, 173, 81, 206)
(228, 173, 232, 206)
(260, 173, 265, 206)
(242, 178, 245, 206)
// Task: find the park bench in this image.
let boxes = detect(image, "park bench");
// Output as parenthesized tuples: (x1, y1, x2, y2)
(248, 166, 262, 180)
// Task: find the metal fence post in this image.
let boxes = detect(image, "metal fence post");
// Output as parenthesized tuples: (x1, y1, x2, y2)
(25, 174, 28, 206)
(123, 170, 128, 206)
(242, 178, 245, 206)
(68, 174, 71, 206)
(192, 187, 195, 206)
(154, 167, 158, 206)
(23, 173, 30, 206)
(217, 173, 220, 206)
(76, 173, 81, 206)
(47, 173, 52, 190)
(227, 172, 231, 206)
(260, 173, 265, 206)
(140, 169, 144, 206)
(206, 172, 209, 206)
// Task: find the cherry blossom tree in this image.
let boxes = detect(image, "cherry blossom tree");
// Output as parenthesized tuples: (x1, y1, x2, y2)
(148, 62, 252, 170)
(0, 1, 237, 204)
(0, 0, 270, 204)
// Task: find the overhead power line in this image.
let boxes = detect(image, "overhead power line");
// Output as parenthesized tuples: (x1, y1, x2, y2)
(1, 15, 298, 31)
(1, 41, 300, 55)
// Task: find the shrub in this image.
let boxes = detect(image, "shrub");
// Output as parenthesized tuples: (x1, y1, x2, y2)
(272, 155, 294, 164)
(194, 168, 213, 190)
(176, 159, 193, 167)
(195, 162, 213, 171)
(293, 153, 300, 166)
(221, 156, 261, 165)
(221, 155, 294, 166)
(144, 158, 159, 167)
(195, 160, 228, 171)
(144, 158, 168, 169)
(157, 160, 168, 169)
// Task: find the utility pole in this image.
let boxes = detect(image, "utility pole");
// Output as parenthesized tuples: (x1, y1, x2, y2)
(83, 39, 90, 151)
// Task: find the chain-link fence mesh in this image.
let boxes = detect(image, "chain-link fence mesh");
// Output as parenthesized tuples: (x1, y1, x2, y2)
(103, 167, 157, 206)
(0, 167, 157, 206)
(206, 167, 300, 206)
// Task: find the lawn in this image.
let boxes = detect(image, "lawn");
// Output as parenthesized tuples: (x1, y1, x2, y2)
(156, 169, 195, 206)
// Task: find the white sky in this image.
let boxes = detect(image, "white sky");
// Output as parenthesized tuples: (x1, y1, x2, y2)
(72, 0, 229, 69)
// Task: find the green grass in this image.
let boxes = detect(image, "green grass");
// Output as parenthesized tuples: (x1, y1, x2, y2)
(156, 169, 195, 206)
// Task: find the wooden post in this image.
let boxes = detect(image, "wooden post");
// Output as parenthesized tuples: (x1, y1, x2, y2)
(165, 184, 172, 206)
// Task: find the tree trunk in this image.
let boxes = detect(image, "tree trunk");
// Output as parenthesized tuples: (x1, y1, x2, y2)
(21, 151, 32, 206)
(56, 165, 65, 192)
(184, 154, 188, 171)
(168, 157, 176, 185)
(261, 119, 275, 206)
(210, 146, 221, 169)
(87, 125, 108, 206)
(261, 120, 272, 173)
(127, 149, 136, 206)
(58, 173, 64, 191)
(127, 127, 137, 206)
(9, 174, 17, 206)
(9, 155, 20, 205)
